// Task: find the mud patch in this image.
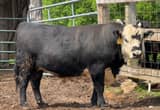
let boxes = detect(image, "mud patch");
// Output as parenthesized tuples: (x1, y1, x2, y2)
(0, 73, 160, 110)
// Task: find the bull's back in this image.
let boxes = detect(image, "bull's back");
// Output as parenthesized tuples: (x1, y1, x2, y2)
(16, 22, 65, 53)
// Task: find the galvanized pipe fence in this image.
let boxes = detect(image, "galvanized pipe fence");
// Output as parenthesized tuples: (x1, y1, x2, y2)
(0, 18, 25, 71)
(28, 0, 97, 24)
(0, 0, 97, 71)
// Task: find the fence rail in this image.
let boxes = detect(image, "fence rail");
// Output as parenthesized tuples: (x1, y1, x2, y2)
(0, 18, 21, 71)
(31, 12, 97, 23)
(29, 0, 79, 11)
(0, 60, 15, 63)
(0, 41, 16, 44)
(0, 51, 16, 54)
(0, 69, 14, 71)
(0, 30, 16, 32)
(0, 17, 26, 20)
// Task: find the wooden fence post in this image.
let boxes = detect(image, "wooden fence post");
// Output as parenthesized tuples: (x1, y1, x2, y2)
(125, 2, 136, 25)
(97, 4, 110, 24)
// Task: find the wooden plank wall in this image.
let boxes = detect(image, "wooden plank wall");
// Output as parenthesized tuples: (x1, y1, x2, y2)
(145, 29, 160, 41)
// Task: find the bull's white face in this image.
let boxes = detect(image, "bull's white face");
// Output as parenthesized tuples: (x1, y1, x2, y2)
(120, 24, 153, 63)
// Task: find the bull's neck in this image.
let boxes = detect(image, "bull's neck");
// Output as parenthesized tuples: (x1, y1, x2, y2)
(117, 44, 125, 64)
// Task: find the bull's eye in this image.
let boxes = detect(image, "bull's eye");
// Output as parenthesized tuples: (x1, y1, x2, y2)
(124, 38, 129, 43)
(132, 34, 141, 41)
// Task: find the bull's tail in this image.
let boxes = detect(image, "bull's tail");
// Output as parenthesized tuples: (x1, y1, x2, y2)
(14, 64, 20, 92)
(14, 49, 33, 92)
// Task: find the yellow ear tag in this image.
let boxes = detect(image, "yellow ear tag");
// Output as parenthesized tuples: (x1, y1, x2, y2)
(117, 37, 123, 45)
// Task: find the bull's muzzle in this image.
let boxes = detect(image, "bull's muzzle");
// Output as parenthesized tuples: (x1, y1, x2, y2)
(132, 51, 142, 58)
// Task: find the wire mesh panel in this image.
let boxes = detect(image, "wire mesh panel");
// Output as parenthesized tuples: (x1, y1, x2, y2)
(141, 31, 160, 69)
(120, 31, 160, 82)
(107, 0, 160, 82)
(136, 1, 160, 28)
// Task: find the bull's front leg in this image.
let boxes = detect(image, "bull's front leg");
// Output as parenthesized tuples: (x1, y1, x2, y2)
(91, 88, 97, 106)
(88, 63, 107, 107)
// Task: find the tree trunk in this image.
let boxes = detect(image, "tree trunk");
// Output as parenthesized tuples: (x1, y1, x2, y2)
(29, 0, 42, 21)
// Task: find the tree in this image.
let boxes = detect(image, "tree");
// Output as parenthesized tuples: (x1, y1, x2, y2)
(30, 0, 42, 21)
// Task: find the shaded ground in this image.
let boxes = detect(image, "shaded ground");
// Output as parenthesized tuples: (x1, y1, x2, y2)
(0, 72, 160, 110)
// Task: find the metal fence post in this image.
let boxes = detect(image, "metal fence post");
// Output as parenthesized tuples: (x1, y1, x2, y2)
(71, 2, 75, 26)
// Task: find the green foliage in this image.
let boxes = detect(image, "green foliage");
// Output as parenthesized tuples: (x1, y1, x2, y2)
(74, 0, 97, 26)
(9, 59, 15, 64)
(42, 0, 160, 27)
(109, 4, 125, 20)
(42, 0, 97, 26)
(135, 83, 160, 99)
(42, 0, 71, 26)
(136, 1, 160, 27)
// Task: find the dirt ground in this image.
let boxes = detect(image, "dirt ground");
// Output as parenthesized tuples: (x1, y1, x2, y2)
(0, 72, 160, 110)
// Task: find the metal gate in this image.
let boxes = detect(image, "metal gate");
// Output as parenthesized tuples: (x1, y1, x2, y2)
(0, 18, 26, 71)
(0, 0, 159, 74)
(0, 0, 97, 71)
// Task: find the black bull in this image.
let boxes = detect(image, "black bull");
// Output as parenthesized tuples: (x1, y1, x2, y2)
(14, 22, 126, 107)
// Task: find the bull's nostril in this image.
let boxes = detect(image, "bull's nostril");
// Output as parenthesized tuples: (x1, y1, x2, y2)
(133, 53, 141, 58)
(133, 53, 137, 57)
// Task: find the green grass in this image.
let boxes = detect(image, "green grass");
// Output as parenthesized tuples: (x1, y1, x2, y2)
(105, 86, 123, 95)
(8, 59, 15, 64)
(135, 83, 160, 99)
(148, 53, 160, 62)
(105, 83, 160, 100)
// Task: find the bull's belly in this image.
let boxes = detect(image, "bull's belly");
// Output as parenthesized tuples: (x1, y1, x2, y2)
(38, 64, 84, 76)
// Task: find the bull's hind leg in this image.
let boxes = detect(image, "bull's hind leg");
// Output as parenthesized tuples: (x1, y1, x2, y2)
(30, 71, 48, 107)
(19, 76, 30, 107)
(15, 50, 33, 107)
(17, 63, 31, 107)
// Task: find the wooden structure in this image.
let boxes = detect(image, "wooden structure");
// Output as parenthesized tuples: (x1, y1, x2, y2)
(96, 0, 159, 91)
(96, 0, 154, 24)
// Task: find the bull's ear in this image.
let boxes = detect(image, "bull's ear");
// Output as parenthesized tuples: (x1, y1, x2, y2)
(144, 30, 154, 38)
(113, 30, 123, 45)
(115, 19, 125, 25)
(136, 21, 143, 28)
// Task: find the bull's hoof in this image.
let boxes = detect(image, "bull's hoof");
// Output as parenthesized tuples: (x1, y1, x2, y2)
(97, 101, 109, 108)
(21, 106, 31, 110)
(91, 101, 97, 106)
(20, 103, 30, 110)
(91, 101, 109, 108)
(37, 102, 48, 108)
(99, 103, 109, 107)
